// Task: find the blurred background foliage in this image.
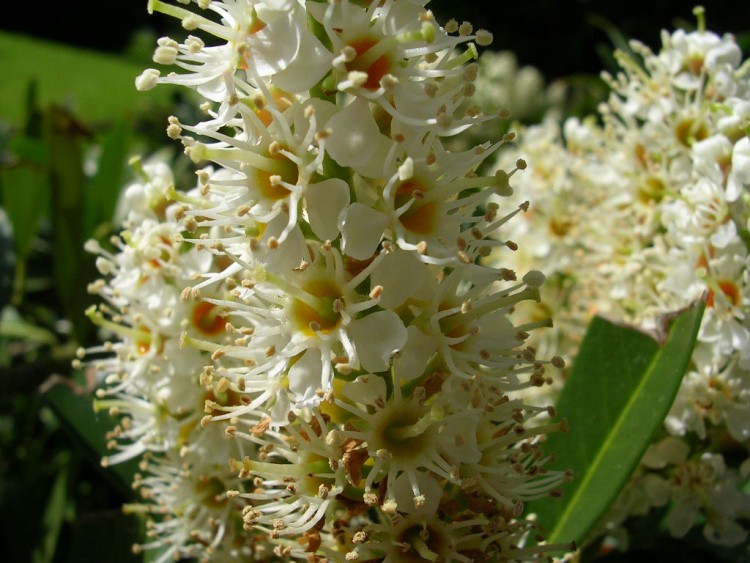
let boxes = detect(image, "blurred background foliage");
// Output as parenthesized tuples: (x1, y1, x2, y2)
(0, 1, 747, 562)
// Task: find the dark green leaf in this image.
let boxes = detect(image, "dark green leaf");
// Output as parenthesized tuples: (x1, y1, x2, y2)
(89, 120, 130, 237)
(527, 299, 705, 548)
(9, 135, 49, 166)
(42, 378, 139, 500)
(66, 509, 142, 563)
(0, 208, 15, 311)
(0, 162, 49, 261)
(45, 106, 97, 343)
(32, 452, 70, 563)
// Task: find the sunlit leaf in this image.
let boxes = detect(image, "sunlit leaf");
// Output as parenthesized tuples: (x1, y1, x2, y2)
(0, 31, 179, 126)
(42, 377, 138, 500)
(527, 299, 705, 548)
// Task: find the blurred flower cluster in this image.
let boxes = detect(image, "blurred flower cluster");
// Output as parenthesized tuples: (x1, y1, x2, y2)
(490, 6, 750, 551)
(78, 0, 569, 561)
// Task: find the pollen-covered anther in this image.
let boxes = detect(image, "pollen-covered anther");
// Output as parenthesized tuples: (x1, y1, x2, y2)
(458, 21, 473, 36)
(166, 117, 182, 139)
(437, 112, 452, 128)
(340, 45, 357, 63)
(552, 356, 566, 369)
(380, 74, 399, 90)
(424, 83, 439, 97)
(382, 499, 398, 514)
(348, 70, 369, 87)
(335, 362, 352, 375)
(475, 29, 493, 46)
(315, 129, 332, 141)
(369, 285, 384, 299)
(462, 83, 476, 97)
(463, 62, 479, 82)
(376, 448, 391, 460)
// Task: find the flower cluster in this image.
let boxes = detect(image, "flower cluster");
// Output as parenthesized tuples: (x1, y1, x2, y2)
(79, 1, 570, 561)
(489, 7, 750, 548)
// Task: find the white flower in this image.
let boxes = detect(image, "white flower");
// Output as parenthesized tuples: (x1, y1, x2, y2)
(82, 1, 570, 560)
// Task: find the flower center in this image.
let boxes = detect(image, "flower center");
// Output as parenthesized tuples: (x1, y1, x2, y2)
(192, 302, 228, 336)
(372, 404, 435, 459)
(395, 178, 437, 235)
(347, 37, 393, 91)
(250, 149, 299, 201)
(392, 517, 452, 562)
(706, 279, 740, 308)
(675, 116, 709, 147)
(194, 475, 229, 510)
(291, 279, 343, 336)
(637, 176, 666, 203)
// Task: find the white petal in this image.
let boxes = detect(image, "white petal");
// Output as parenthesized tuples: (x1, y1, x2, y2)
(339, 203, 387, 260)
(349, 311, 407, 372)
(272, 28, 334, 92)
(305, 178, 350, 241)
(371, 249, 431, 308)
(393, 326, 438, 382)
(343, 374, 387, 408)
(248, 12, 301, 76)
(288, 348, 323, 404)
(324, 98, 381, 169)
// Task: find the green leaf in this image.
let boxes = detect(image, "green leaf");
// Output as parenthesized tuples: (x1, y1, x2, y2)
(32, 452, 70, 563)
(0, 161, 50, 261)
(0, 31, 180, 127)
(527, 299, 705, 548)
(66, 509, 142, 563)
(45, 106, 97, 343)
(0, 208, 14, 311)
(88, 120, 130, 237)
(42, 377, 139, 500)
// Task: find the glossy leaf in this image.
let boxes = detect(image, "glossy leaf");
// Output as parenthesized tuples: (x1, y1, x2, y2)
(527, 299, 705, 548)
(42, 377, 138, 500)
